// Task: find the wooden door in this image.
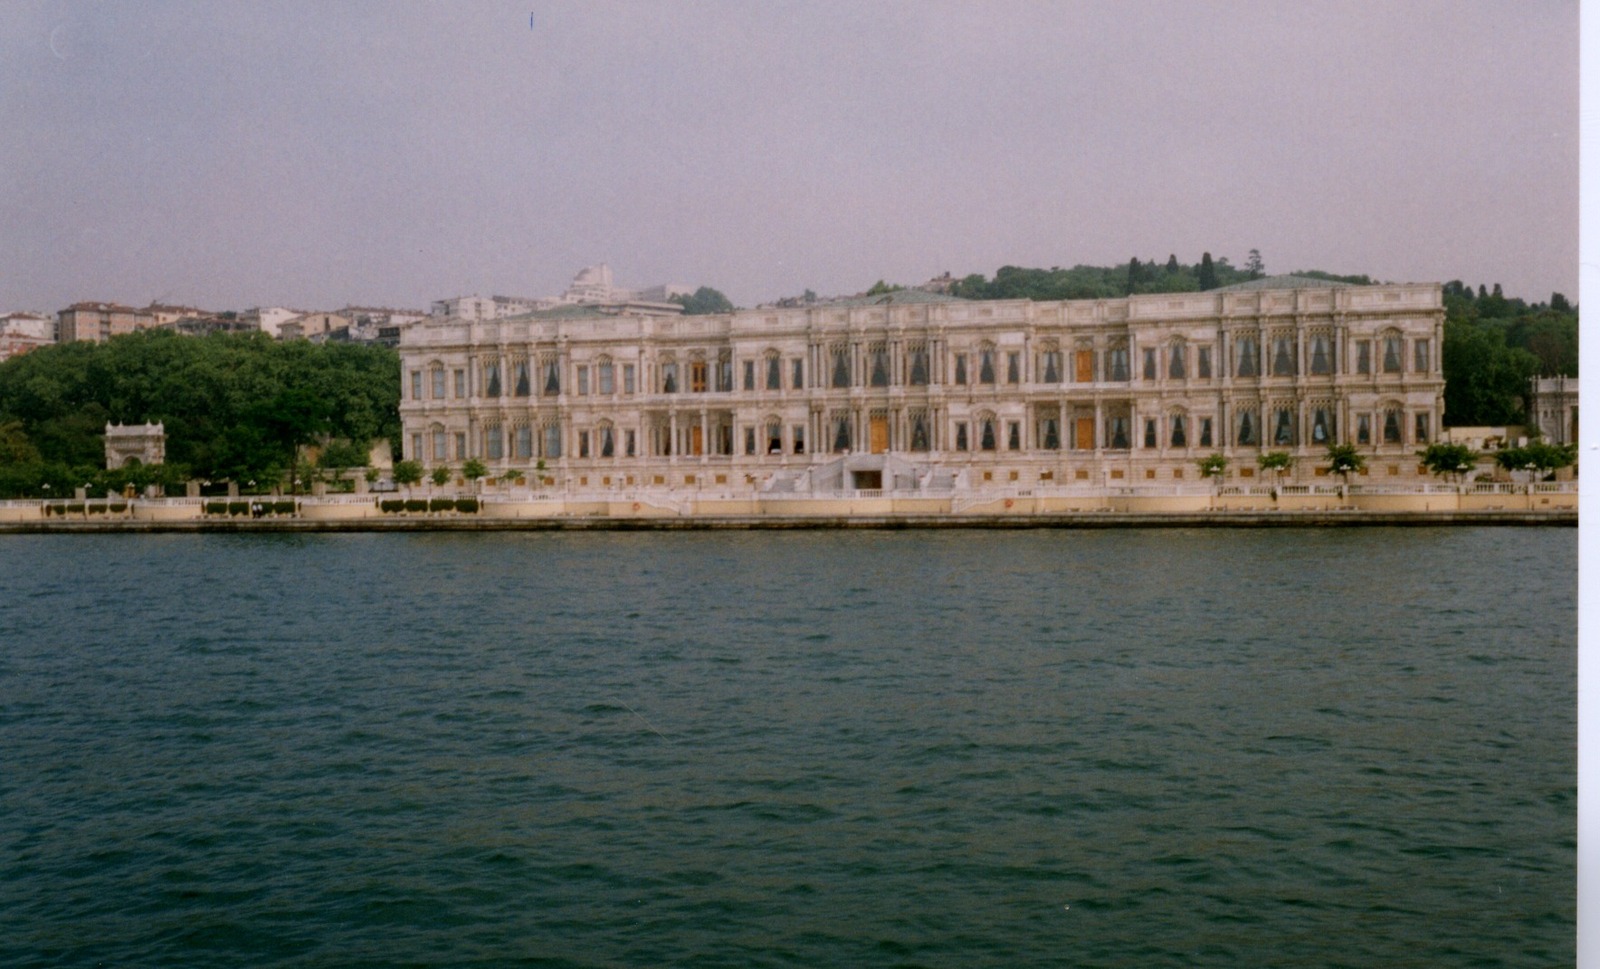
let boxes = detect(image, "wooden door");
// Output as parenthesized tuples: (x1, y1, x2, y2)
(869, 416, 889, 454)
(690, 425, 704, 456)
(1075, 350, 1094, 383)
(1075, 417, 1095, 450)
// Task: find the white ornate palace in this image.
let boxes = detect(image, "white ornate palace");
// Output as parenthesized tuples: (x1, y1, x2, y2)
(398, 276, 1445, 492)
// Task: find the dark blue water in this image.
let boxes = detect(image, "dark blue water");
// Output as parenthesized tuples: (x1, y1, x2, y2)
(0, 529, 1574, 968)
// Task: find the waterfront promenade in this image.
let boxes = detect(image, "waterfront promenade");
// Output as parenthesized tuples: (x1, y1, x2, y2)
(0, 482, 1576, 531)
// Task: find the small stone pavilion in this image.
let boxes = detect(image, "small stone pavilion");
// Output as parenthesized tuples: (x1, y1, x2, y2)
(104, 422, 166, 469)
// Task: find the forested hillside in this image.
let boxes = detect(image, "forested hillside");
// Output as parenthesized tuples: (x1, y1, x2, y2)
(0, 331, 398, 497)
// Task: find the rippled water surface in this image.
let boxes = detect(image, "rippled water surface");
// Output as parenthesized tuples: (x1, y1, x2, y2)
(0, 529, 1575, 967)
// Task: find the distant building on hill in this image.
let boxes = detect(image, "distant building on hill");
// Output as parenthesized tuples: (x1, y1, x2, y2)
(57, 302, 157, 343)
(0, 312, 56, 361)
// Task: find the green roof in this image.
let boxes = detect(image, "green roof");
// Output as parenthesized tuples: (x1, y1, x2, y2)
(1213, 274, 1364, 292)
(813, 289, 967, 309)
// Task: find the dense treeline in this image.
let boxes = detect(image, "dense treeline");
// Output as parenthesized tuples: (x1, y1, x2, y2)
(943, 252, 1373, 301)
(1441, 281, 1578, 425)
(0, 331, 399, 498)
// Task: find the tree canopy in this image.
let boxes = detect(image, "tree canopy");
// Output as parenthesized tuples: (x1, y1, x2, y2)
(672, 287, 735, 315)
(1440, 280, 1575, 426)
(0, 330, 399, 496)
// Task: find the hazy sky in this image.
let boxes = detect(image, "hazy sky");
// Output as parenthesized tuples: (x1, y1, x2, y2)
(0, 0, 1578, 312)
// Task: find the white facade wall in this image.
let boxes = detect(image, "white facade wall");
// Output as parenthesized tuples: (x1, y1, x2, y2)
(399, 283, 1446, 491)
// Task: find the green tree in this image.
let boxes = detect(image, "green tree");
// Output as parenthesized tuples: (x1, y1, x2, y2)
(1198, 252, 1218, 291)
(318, 438, 370, 472)
(864, 280, 904, 296)
(462, 458, 487, 484)
(392, 459, 423, 489)
(1495, 441, 1575, 479)
(1258, 451, 1293, 475)
(1418, 442, 1477, 482)
(1325, 443, 1366, 482)
(430, 465, 451, 487)
(1245, 249, 1264, 279)
(1197, 453, 1227, 478)
(673, 287, 734, 315)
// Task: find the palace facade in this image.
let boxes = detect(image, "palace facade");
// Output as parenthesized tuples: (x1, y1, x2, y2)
(398, 276, 1445, 492)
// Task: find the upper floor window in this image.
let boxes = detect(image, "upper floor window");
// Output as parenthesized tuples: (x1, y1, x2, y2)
(690, 360, 709, 393)
(430, 368, 446, 399)
(576, 365, 589, 396)
(484, 362, 502, 397)
(765, 354, 781, 390)
(869, 347, 890, 387)
(623, 363, 636, 394)
(1235, 335, 1259, 378)
(454, 369, 466, 397)
(1168, 344, 1185, 379)
(908, 346, 929, 386)
(1041, 350, 1061, 383)
(1271, 336, 1295, 376)
(831, 347, 850, 388)
(792, 358, 804, 390)
(978, 348, 996, 384)
(661, 361, 678, 394)
(410, 370, 423, 400)
(1142, 348, 1157, 381)
(598, 362, 615, 395)
(1006, 352, 1020, 384)
(1309, 335, 1331, 375)
(743, 360, 755, 391)
(1108, 347, 1129, 382)
(1413, 339, 1430, 373)
(1356, 340, 1371, 374)
(1382, 336, 1403, 374)
(953, 353, 968, 385)
(1170, 414, 1187, 448)
(1196, 347, 1211, 379)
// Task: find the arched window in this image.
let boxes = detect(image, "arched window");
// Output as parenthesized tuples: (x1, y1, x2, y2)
(909, 411, 930, 451)
(832, 413, 851, 452)
(1383, 406, 1403, 443)
(831, 345, 851, 388)
(1381, 332, 1403, 374)
(1168, 342, 1186, 379)
(660, 357, 678, 394)
(907, 344, 930, 386)
(1273, 407, 1295, 445)
(596, 356, 615, 394)
(978, 344, 996, 384)
(484, 360, 502, 397)
(764, 350, 782, 390)
(979, 414, 997, 451)
(1235, 334, 1259, 378)
(1271, 334, 1295, 376)
(1040, 342, 1061, 384)
(1169, 413, 1187, 448)
(1237, 409, 1258, 446)
(1311, 406, 1334, 444)
(869, 344, 889, 387)
(598, 421, 615, 458)
(1309, 334, 1331, 375)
